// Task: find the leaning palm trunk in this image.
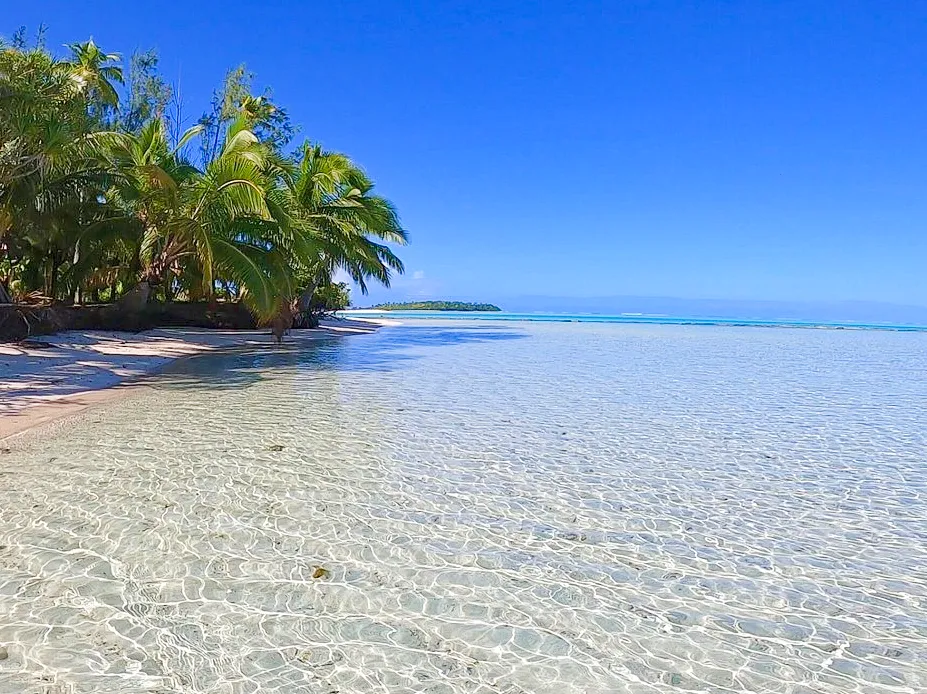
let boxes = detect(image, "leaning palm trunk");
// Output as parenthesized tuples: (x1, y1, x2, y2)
(268, 299, 295, 343)
(291, 283, 316, 329)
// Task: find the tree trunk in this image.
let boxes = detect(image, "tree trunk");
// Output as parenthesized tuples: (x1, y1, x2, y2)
(296, 284, 316, 314)
(291, 284, 316, 328)
(163, 270, 174, 302)
(72, 241, 82, 304)
(119, 280, 152, 313)
(48, 254, 61, 301)
(0, 282, 12, 304)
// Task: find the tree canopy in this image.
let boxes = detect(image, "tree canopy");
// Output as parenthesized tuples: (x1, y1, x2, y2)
(0, 29, 406, 327)
(370, 301, 501, 311)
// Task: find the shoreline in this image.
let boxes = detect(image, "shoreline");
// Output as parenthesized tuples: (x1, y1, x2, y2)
(0, 317, 394, 443)
(339, 309, 927, 332)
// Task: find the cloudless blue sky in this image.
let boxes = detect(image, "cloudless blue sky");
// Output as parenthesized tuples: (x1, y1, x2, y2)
(5, 1, 927, 310)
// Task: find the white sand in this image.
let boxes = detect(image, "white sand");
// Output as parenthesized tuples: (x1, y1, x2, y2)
(0, 318, 391, 441)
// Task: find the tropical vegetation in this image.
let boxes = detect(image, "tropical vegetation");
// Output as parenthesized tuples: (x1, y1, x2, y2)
(0, 29, 406, 329)
(370, 301, 501, 311)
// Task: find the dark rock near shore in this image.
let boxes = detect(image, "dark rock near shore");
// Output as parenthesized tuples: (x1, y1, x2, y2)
(0, 301, 256, 343)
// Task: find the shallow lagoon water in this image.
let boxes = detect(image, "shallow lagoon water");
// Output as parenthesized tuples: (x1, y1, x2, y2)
(1, 320, 926, 693)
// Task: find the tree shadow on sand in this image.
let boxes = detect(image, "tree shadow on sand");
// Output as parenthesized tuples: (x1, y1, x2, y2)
(149, 325, 527, 392)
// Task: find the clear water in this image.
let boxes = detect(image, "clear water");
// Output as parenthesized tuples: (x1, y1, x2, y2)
(1, 320, 926, 693)
(345, 310, 927, 331)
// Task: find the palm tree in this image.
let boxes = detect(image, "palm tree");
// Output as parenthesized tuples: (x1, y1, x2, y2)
(103, 116, 294, 319)
(1, 43, 117, 301)
(277, 143, 407, 323)
(102, 118, 197, 299)
(65, 39, 123, 112)
(1, 36, 408, 326)
(1, 45, 86, 214)
(175, 117, 292, 318)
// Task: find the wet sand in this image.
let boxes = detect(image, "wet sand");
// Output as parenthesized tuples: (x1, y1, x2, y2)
(0, 318, 391, 441)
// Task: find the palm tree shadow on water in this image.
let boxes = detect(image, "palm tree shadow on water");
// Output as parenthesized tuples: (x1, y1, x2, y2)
(150, 325, 528, 392)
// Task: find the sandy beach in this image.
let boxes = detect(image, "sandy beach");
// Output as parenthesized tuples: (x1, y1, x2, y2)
(0, 317, 391, 442)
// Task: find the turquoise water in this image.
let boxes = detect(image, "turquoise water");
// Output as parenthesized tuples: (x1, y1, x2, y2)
(1, 320, 926, 693)
(346, 310, 927, 331)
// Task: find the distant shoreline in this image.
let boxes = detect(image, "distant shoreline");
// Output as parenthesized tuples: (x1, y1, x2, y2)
(360, 301, 502, 312)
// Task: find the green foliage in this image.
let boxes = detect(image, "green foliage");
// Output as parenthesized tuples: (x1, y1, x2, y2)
(65, 39, 123, 116)
(0, 32, 406, 329)
(312, 282, 351, 313)
(197, 65, 296, 165)
(121, 50, 172, 134)
(371, 301, 501, 311)
(0, 34, 113, 300)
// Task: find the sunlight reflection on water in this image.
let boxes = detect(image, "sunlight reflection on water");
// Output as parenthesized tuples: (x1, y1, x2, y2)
(1, 320, 926, 693)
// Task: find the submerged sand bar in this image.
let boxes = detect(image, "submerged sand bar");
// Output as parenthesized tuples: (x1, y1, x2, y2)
(0, 318, 390, 441)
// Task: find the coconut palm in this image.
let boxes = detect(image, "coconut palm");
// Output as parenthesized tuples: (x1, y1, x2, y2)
(276, 144, 407, 322)
(102, 118, 198, 295)
(1, 35, 407, 324)
(175, 117, 293, 317)
(65, 39, 123, 111)
(102, 115, 296, 318)
(1, 44, 87, 214)
(0, 42, 119, 300)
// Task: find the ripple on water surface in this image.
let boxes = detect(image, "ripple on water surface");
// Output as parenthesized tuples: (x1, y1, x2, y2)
(1, 321, 926, 693)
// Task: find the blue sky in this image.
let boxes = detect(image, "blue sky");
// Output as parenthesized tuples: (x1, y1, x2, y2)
(5, 1, 927, 310)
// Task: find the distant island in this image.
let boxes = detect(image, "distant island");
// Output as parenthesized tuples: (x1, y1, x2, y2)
(369, 301, 502, 312)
